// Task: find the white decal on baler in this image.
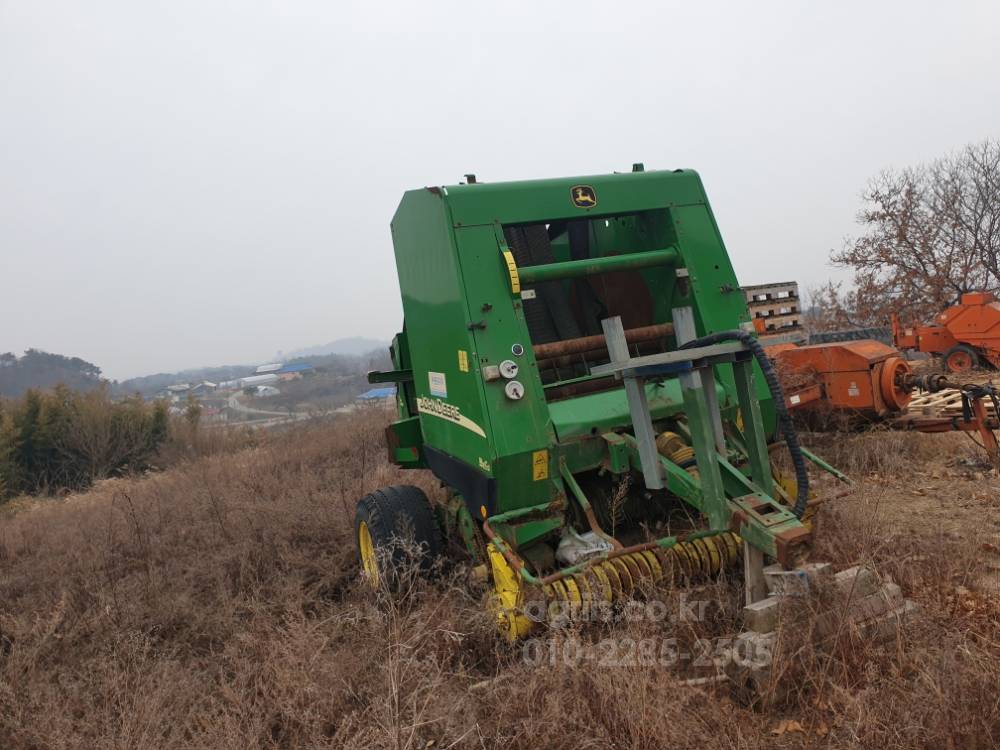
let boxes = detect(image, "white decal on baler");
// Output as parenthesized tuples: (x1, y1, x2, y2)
(428, 371, 448, 398)
(417, 396, 486, 437)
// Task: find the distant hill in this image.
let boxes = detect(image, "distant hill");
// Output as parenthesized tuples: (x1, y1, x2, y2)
(280, 337, 388, 360)
(0, 349, 104, 398)
(115, 345, 394, 399)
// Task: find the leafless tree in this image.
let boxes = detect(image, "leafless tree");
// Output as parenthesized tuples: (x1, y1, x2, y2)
(802, 281, 863, 332)
(828, 139, 1000, 327)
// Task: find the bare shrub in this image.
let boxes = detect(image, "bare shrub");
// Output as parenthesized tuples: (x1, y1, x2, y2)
(154, 414, 258, 467)
(0, 412, 997, 748)
(0, 386, 169, 497)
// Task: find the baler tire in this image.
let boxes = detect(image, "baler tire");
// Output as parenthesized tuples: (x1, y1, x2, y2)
(355, 485, 442, 587)
(943, 345, 980, 373)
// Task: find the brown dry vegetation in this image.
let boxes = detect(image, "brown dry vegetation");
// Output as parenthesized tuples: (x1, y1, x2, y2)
(0, 411, 998, 749)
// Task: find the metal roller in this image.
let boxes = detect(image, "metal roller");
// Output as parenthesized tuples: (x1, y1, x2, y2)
(540, 533, 741, 608)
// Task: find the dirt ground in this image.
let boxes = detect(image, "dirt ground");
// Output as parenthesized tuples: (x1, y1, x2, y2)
(0, 412, 998, 749)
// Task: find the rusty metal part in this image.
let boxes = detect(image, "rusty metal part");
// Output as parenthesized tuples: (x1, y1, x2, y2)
(971, 396, 1000, 463)
(878, 355, 912, 411)
(772, 526, 811, 568)
(891, 416, 999, 432)
(537, 338, 665, 371)
(805, 486, 855, 508)
(532, 323, 673, 361)
(560, 462, 623, 551)
(903, 372, 950, 392)
(726, 501, 811, 569)
(543, 375, 619, 401)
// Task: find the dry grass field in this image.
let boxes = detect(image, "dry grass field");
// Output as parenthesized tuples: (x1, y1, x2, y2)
(0, 411, 998, 749)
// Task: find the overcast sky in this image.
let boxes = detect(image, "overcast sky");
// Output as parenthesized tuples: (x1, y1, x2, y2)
(2, 1, 998, 379)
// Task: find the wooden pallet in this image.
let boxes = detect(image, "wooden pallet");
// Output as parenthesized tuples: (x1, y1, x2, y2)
(905, 388, 999, 419)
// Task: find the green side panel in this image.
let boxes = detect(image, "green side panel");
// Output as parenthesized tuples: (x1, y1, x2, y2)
(453, 225, 553, 453)
(510, 517, 564, 547)
(557, 435, 609, 475)
(454, 224, 559, 510)
(602, 432, 629, 474)
(390, 330, 418, 420)
(391, 190, 494, 470)
(672, 203, 776, 432)
(443, 170, 707, 227)
(387, 416, 424, 468)
(547, 379, 733, 442)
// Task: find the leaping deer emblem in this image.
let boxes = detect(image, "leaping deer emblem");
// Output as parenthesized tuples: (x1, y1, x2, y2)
(571, 186, 597, 207)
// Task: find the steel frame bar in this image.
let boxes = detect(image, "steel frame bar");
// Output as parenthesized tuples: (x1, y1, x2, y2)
(602, 316, 665, 490)
(517, 247, 678, 284)
(589, 341, 745, 378)
(732, 358, 774, 496)
(673, 306, 730, 530)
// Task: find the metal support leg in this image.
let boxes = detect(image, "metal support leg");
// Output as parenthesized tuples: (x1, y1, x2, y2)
(744, 544, 767, 605)
(674, 307, 726, 453)
(672, 306, 728, 529)
(733, 359, 774, 496)
(679, 378, 730, 529)
(701, 368, 727, 455)
(734, 357, 779, 599)
(602, 316, 664, 490)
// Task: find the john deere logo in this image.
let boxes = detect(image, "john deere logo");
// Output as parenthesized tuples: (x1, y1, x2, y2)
(571, 185, 597, 208)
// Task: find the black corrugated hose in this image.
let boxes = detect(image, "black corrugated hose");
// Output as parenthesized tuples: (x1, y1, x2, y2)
(679, 330, 809, 519)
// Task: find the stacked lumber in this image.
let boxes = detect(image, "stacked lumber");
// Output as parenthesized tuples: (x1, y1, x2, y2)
(904, 388, 997, 419)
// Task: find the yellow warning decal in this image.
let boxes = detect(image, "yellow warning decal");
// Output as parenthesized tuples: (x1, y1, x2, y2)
(532, 449, 549, 481)
(502, 250, 520, 295)
(458, 349, 469, 372)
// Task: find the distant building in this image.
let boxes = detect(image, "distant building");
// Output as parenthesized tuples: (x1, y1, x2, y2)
(190, 381, 217, 396)
(255, 363, 283, 374)
(239, 373, 279, 388)
(254, 385, 281, 398)
(156, 383, 191, 402)
(742, 281, 807, 345)
(357, 386, 396, 402)
(273, 363, 313, 381)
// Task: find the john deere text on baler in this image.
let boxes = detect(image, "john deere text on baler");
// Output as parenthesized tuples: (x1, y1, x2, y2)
(360, 167, 840, 638)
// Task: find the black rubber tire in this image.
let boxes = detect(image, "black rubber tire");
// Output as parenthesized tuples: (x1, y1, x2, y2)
(943, 344, 980, 373)
(354, 485, 442, 583)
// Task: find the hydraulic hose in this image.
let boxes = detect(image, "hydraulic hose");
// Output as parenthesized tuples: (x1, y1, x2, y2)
(678, 330, 809, 519)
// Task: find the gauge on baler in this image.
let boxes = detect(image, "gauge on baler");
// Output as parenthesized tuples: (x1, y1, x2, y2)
(504, 380, 524, 400)
(499, 359, 519, 379)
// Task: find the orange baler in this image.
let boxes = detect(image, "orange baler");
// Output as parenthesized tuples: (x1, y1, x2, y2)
(892, 291, 1000, 372)
(771, 340, 912, 419)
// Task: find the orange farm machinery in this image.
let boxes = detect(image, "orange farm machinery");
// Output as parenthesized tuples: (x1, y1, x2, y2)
(892, 291, 1000, 373)
(769, 340, 1000, 462)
